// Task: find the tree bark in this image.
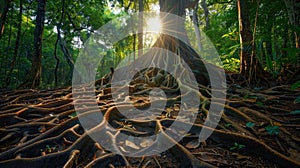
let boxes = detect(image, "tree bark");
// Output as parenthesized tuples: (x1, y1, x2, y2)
(200, 0, 210, 29)
(138, 0, 144, 57)
(238, 0, 253, 77)
(192, 4, 203, 51)
(151, 0, 212, 85)
(6, 0, 23, 86)
(19, 0, 46, 89)
(284, 0, 300, 48)
(249, 0, 264, 80)
(293, 1, 300, 51)
(0, 0, 11, 39)
(54, 0, 67, 87)
(4, 17, 12, 77)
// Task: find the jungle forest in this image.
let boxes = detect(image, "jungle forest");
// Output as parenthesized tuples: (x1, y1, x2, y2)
(0, 0, 300, 167)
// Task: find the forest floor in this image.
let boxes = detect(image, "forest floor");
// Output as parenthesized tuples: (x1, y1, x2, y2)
(0, 71, 300, 168)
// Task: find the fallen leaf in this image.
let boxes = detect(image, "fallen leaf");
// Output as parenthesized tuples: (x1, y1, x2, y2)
(273, 122, 282, 126)
(246, 98, 256, 103)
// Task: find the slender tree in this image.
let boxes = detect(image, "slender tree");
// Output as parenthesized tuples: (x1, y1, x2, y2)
(6, 0, 23, 86)
(138, 0, 144, 56)
(284, 0, 300, 49)
(238, 0, 266, 83)
(192, 3, 202, 50)
(19, 0, 46, 88)
(0, 0, 11, 39)
(237, 0, 254, 77)
(200, 0, 209, 29)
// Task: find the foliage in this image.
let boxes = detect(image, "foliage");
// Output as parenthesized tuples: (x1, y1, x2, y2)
(41, 144, 58, 154)
(291, 81, 300, 91)
(230, 142, 245, 151)
(256, 101, 263, 107)
(202, 2, 240, 71)
(68, 112, 77, 118)
(290, 110, 300, 115)
(0, 0, 119, 89)
(224, 123, 232, 128)
(265, 125, 280, 135)
(294, 96, 300, 104)
(246, 122, 255, 128)
(0, 0, 299, 89)
(291, 81, 300, 103)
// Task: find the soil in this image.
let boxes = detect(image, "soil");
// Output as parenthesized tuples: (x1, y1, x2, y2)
(0, 70, 299, 168)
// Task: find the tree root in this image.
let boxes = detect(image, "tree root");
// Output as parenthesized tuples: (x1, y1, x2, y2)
(0, 68, 299, 167)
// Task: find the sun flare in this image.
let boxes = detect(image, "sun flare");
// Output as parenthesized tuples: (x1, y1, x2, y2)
(145, 16, 162, 33)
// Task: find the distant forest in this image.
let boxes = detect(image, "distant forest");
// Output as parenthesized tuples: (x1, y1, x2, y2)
(0, 0, 299, 89)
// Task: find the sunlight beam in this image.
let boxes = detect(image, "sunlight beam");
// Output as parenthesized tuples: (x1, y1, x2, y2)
(145, 15, 162, 34)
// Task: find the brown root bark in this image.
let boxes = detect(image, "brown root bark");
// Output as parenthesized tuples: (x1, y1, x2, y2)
(0, 69, 299, 167)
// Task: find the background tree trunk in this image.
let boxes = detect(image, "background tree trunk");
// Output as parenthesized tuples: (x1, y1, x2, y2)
(0, 0, 11, 39)
(200, 0, 210, 29)
(238, 0, 255, 78)
(6, 0, 22, 86)
(138, 0, 144, 56)
(19, 0, 46, 89)
(284, 0, 300, 62)
(192, 4, 203, 51)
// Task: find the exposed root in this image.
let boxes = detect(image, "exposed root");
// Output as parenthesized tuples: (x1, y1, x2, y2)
(0, 67, 299, 167)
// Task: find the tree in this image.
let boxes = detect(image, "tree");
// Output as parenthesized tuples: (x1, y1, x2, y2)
(237, 0, 265, 83)
(19, 0, 46, 88)
(138, 0, 144, 56)
(238, 0, 268, 84)
(152, 0, 213, 85)
(6, 0, 23, 86)
(200, 0, 209, 29)
(284, 0, 300, 49)
(237, 0, 253, 77)
(0, 0, 11, 39)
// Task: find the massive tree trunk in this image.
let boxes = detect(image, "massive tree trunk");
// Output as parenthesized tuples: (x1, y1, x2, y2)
(0, 0, 11, 39)
(19, 0, 46, 89)
(151, 0, 212, 86)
